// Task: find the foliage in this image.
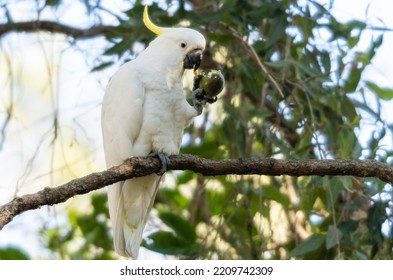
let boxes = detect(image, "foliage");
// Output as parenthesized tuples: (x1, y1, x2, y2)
(40, 193, 116, 259)
(0, 246, 30, 260)
(1, 0, 393, 259)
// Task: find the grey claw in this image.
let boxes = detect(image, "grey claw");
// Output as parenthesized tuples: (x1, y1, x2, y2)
(192, 88, 206, 115)
(148, 152, 169, 175)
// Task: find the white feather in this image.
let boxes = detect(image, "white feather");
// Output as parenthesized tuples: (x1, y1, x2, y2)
(101, 28, 206, 258)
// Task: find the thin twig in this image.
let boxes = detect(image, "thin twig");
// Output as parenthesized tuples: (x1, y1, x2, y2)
(220, 22, 285, 98)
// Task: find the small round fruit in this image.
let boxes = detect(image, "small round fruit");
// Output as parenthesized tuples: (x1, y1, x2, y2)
(199, 70, 225, 99)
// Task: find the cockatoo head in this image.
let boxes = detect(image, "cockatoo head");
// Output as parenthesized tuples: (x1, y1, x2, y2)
(142, 6, 206, 77)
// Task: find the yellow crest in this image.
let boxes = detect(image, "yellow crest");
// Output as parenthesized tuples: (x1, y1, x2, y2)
(143, 6, 166, 35)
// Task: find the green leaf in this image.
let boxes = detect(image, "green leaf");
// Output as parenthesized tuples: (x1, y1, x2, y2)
(73, 194, 112, 251)
(346, 20, 367, 30)
(365, 81, 393, 100)
(299, 182, 325, 212)
(180, 138, 221, 159)
(91, 61, 114, 72)
(91, 193, 109, 216)
(355, 250, 369, 260)
(326, 225, 343, 249)
(289, 234, 326, 257)
(366, 35, 383, 61)
(325, 177, 345, 209)
(160, 187, 190, 209)
(351, 99, 381, 120)
(176, 170, 194, 185)
(207, 183, 234, 216)
(319, 50, 331, 74)
(341, 96, 359, 123)
(366, 201, 385, 245)
(344, 66, 362, 93)
(103, 40, 131, 57)
(142, 231, 197, 256)
(0, 247, 30, 260)
(158, 212, 196, 244)
(262, 184, 291, 209)
(337, 127, 357, 158)
(265, 14, 287, 48)
(45, 0, 61, 7)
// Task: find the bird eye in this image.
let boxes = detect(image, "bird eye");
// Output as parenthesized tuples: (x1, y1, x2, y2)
(181, 42, 186, 48)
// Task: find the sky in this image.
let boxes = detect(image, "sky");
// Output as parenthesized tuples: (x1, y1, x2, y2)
(0, 0, 393, 259)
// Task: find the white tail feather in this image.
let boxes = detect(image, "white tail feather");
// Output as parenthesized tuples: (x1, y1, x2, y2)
(108, 174, 161, 258)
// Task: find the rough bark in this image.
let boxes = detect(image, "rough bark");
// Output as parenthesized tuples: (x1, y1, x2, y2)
(0, 154, 392, 230)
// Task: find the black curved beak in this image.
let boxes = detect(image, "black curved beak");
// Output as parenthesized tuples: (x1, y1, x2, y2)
(184, 49, 202, 70)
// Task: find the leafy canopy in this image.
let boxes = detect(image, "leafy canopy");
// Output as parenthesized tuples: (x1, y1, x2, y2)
(0, 0, 392, 259)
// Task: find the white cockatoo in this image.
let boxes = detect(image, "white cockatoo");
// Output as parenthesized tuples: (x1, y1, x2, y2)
(101, 6, 207, 258)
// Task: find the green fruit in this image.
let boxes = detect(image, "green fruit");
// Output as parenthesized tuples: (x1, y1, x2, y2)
(199, 70, 225, 99)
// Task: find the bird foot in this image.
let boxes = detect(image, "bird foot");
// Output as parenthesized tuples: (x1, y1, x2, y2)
(148, 152, 170, 176)
(192, 88, 206, 116)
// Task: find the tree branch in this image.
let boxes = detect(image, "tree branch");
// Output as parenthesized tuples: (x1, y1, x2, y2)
(0, 20, 115, 39)
(1, 154, 392, 230)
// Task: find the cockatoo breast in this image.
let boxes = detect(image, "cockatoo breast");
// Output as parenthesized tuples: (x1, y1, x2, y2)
(132, 71, 197, 156)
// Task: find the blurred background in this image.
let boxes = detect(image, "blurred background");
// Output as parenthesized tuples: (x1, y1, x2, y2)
(0, 0, 392, 259)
